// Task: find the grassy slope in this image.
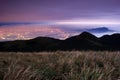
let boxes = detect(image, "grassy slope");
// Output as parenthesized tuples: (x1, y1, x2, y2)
(0, 51, 120, 80)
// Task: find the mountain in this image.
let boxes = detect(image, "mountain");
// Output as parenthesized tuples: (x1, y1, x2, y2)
(61, 32, 102, 50)
(0, 32, 120, 52)
(100, 34, 120, 50)
(86, 27, 113, 33)
(0, 37, 60, 52)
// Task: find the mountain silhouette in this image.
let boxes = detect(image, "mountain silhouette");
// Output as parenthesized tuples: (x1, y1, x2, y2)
(86, 27, 113, 33)
(61, 32, 102, 50)
(0, 32, 120, 52)
(100, 34, 120, 50)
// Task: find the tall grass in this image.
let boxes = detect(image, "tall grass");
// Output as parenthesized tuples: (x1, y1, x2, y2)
(0, 51, 120, 80)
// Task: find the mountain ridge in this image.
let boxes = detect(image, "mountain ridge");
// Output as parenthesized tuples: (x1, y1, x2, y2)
(0, 32, 120, 52)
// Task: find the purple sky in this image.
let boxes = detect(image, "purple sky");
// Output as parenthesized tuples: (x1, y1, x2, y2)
(0, 0, 120, 22)
(0, 0, 120, 41)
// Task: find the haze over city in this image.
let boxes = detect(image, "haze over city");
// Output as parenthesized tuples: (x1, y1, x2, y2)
(0, 0, 120, 41)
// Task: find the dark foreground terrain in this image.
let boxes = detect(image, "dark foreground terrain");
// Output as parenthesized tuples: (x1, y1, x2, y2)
(0, 32, 120, 52)
(0, 51, 120, 80)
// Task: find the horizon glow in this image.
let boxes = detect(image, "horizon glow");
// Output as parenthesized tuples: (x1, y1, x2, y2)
(55, 20, 120, 25)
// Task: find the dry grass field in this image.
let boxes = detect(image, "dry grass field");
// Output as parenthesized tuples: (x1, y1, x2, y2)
(0, 51, 120, 80)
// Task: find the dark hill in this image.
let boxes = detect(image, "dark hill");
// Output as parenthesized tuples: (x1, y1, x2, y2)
(27, 37, 61, 51)
(100, 34, 120, 50)
(65, 32, 98, 41)
(0, 32, 120, 52)
(62, 32, 102, 50)
(0, 37, 60, 52)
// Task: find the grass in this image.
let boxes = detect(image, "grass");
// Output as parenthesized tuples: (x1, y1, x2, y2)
(0, 51, 120, 80)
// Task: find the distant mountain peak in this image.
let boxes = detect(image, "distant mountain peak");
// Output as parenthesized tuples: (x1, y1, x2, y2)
(86, 27, 113, 33)
(96, 27, 108, 29)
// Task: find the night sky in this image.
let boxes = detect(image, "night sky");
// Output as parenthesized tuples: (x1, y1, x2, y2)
(0, 0, 120, 41)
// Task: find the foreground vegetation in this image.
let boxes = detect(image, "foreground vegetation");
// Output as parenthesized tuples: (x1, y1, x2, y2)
(0, 51, 120, 80)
